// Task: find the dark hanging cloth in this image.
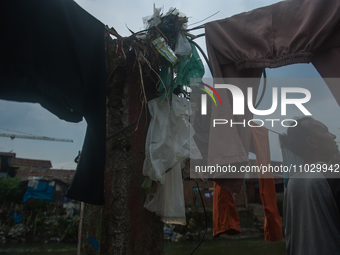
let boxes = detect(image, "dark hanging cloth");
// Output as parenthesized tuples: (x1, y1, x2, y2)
(0, 0, 106, 205)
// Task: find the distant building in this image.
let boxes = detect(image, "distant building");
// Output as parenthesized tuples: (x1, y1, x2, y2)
(10, 157, 52, 169)
(15, 167, 75, 203)
(0, 152, 75, 203)
(0, 152, 52, 178)
(0, 152, 17, 178)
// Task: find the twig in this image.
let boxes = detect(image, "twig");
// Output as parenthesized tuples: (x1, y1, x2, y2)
(125, 23, 135, 35)
(105, 26, 123, 39)
(138, 53, 167, 94)
(155, 26, 169, 43)
(33, 213, 38, 238)
(136, 57, 148, 131)
(121, 39, 127, 59)
(13, 204, 17, 225)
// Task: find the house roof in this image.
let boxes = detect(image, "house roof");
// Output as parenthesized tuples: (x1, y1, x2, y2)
(15, 167, 75, 185)
(0, 152, 16, 158)
(10, 158, 52, 168)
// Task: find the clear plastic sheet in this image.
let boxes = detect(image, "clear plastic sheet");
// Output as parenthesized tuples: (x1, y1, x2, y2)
(142, 95, 202, 225)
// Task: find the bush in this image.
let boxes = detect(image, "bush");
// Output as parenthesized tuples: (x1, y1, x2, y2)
(23, 199, 51, 214)
(0, 177, 24, 204)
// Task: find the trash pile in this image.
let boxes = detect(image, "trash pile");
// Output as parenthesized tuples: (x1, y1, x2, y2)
(106, 4, 205, 102)
(0, 202, 79, 243)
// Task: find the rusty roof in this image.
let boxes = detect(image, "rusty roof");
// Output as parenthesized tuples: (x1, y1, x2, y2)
(15, 168, 75, 185)
(10, 158, 52, 168)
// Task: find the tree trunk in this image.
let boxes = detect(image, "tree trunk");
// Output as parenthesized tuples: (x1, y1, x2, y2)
(77, 36, 164, 255)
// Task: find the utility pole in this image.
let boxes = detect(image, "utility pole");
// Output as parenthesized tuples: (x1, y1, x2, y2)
(77, 35, 164, 254)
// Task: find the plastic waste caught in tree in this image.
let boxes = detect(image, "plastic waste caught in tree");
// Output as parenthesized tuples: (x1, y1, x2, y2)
(173, 43, 205, 88)
(142, 95, 202, 225)
(139, 5, 204, 98)
(139, 5, 205, 225)
(144, 163, 186, 225)
(87, 236, 99, 250)
(174, 33, 192, 56)
(158, 43, 205, 98)
(143, 95, 201, 183)
(152, 37, 179, 66)
(142, 3, 162, 28)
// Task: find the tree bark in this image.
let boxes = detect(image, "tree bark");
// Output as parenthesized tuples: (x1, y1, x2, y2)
(78, 35, 164, 255)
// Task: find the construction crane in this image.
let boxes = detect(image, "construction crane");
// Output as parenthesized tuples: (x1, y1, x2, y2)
(0, 133, 73, 143)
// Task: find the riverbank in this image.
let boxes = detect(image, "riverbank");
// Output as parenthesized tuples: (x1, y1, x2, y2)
(0, 237, 286, 255)
(1, 201, 283, 247)
(164, 203, 281, 242)
(0, 200, 79, 244)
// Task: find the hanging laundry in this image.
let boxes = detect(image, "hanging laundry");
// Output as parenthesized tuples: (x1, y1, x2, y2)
(205, 0, 340, 193)
(284, 171, 340, 255)
(280, 146, 304, 186)
(205, 0, 340, 240)
(249, 124, 282, 241)
(0, 0, 106, 205)
(205, 0, 340, 73)
(213, 182, 240, 236)
(213, 125, 282, 241)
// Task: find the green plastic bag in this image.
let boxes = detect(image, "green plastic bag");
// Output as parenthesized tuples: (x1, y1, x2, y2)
(173, 43, 205, 90)
(158, 43, 205, 98)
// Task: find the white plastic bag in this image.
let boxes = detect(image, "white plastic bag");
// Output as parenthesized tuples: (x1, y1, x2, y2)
(174, 33, 192, 56)
(142, 4, 162, 28)
(144, 163, 186, 225)
(143, 95, 201, 184)
(142, 95, 202, 225)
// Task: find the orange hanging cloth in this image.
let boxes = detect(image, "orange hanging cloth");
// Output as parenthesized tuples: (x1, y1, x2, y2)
(213, 125, 282, 241)
(249, 124, 282, 241)
(213, 182, 240, 236)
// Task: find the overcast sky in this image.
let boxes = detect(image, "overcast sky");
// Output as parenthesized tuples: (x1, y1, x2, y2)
(1, 0, 339, 169)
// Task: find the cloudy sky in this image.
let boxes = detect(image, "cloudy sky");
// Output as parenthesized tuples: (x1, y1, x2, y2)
(1, 0, 339, 169)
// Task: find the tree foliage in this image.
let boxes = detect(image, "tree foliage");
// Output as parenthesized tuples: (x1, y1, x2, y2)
(0, 176, 24, 204)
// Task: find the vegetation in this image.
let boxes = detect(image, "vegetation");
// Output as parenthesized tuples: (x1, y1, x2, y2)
(0, 177, 24, 204)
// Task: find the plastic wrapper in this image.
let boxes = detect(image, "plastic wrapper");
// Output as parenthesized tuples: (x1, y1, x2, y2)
(174, 33, 192, 56)
(142, 4, 162, 28)
(152, 37, 179, 66)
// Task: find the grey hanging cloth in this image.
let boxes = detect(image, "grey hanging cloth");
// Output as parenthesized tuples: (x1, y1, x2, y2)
(0, 0, 106, 205)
